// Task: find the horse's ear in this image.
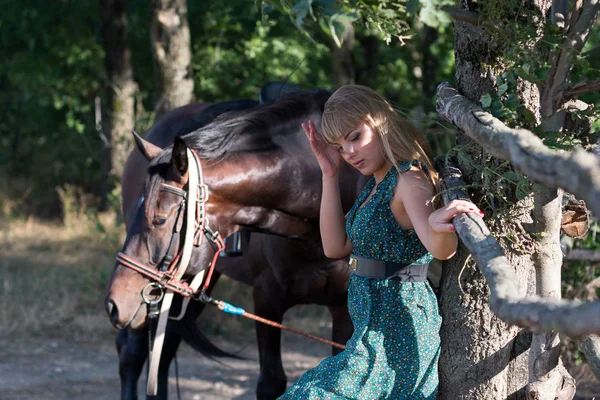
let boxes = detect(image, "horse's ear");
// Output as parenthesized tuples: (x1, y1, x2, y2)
(172, 136, 188, 176)
(132, 130, 163, 161)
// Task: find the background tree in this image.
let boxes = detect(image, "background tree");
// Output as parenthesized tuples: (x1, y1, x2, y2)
(0, 0, 105, 217)
(98, 0, 139, 210)
(149, 0, 194, 118)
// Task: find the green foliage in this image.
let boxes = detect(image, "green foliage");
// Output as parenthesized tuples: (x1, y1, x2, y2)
(189, 2, 331, 101)
(445, 143, 533, 215)
(263, 0, 454, 44)
(0, 0, 105, 216)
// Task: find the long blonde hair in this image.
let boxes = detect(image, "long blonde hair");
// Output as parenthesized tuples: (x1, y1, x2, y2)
(321, 84, 440, 196)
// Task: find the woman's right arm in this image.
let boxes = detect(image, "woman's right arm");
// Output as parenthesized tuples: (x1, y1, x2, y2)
(320, 175, 353, 258)
(302, 120, 353, 259)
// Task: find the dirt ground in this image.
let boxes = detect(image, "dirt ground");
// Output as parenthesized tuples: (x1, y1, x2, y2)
(2, 332, 331, 400)
(3, 334, 600, 400)
(1, 216, 599, 400)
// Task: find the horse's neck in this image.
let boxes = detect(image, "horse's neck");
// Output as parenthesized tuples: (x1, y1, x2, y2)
(205, 150, 323, 238)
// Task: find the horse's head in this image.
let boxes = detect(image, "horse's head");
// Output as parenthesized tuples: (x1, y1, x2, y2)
(105, 134, 218, 330)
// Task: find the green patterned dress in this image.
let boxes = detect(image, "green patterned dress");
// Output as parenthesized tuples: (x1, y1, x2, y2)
(279, 161, 442, 400)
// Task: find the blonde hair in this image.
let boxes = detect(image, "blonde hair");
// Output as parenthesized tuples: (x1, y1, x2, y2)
(321, 84, 440, 197)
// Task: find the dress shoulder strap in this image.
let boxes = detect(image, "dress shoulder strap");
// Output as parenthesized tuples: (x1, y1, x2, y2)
(397, 159, 427, 174)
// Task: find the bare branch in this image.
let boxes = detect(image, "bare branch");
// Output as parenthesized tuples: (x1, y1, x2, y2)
(441, 6, 482, 25)
(564, 249, 600, 262)
(562, 79, 600, 102)
(436, 82, 600, 218)
(581, 334, 600, 379)
(552, 0, 569, 28)
(542, 0, 600, 119)
(441, 6, 504, 36)
(436, 157, 600, 336)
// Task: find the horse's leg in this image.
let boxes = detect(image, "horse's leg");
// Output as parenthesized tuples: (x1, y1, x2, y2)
(117, 328, 148, 400)
(253, 269, 288, 400)
(327, 304, 353, 356)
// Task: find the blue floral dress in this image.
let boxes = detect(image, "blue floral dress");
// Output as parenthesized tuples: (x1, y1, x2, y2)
(279, 161, 442, 400)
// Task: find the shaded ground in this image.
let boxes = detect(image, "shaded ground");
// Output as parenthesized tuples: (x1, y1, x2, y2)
(3, 332, 330, 400)
(3, 334, 600, 400)
(1, 217, 599, 399)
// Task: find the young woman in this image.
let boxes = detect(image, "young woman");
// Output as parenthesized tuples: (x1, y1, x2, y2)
(279, 85, 483, 399)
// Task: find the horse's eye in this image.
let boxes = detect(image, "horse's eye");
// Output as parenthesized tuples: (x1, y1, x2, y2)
(153, 216, 167, 226)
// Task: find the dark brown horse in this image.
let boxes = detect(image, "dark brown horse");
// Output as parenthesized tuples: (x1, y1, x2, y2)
(105, 90, 367, 399)
(116, 99, 257, 400)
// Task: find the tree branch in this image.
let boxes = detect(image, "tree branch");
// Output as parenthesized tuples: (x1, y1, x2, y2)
(564, 249, 600, 262)
(441, 6, 482, 25)
(562, 79, 600, 103)
(435, 156, 600, 336)
(441, 6, 504, 36)
(436, 82, 600, 218)
(581, 334, 600, 379)
(542, 0, 600, 120)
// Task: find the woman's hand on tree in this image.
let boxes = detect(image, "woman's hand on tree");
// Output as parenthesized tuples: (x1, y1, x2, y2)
(302, 120, 342, 177)
(428, 199, 484, 233)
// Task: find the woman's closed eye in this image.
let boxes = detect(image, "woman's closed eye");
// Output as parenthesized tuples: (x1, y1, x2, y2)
(349, 133, 360, 142)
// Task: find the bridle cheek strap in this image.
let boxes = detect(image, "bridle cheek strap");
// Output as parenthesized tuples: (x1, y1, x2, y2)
(114, 148, 225, 396)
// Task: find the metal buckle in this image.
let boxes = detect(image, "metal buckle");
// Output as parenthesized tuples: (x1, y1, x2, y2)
(349, 256, 357, 271)
(197, 184, 209, 202)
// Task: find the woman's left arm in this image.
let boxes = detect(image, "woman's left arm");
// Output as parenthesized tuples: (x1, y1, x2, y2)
(393, 169, 482, 260)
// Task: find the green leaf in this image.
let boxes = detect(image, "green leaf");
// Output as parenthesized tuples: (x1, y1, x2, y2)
(497, 83, 508, 96)
(480, 93, 492, 109)
(292, 0, 313, 27)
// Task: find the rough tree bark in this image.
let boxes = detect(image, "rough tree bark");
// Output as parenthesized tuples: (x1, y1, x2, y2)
(98, 0, 139, 209)
(149, 0, 194, 119)
(437, 1, 600, 397)
(438, 14, 532, 399)
(439, 1, 575, 398)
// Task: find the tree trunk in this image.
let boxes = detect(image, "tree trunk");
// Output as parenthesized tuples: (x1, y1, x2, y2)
(149, 0, 194, 119)
(357, 34, 379, 89)
(439, 15, 535, 400)
(439, 1, 582, 397)
(527, 187, 576, 400)
(331, 22, 355, 89)
(98, 0, 139, 209)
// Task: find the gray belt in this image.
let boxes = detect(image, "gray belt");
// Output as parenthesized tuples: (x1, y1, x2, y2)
(349, 254, 429, 282)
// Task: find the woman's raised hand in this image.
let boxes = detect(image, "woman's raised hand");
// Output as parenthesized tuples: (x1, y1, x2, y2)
(428, 199, 484, 233)
(302, 120, 342, 177)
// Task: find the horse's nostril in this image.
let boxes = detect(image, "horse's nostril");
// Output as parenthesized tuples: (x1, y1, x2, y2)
(106, 300, 119, 324)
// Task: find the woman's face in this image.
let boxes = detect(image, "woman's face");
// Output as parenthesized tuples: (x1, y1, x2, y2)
(331, 121, 389, 176)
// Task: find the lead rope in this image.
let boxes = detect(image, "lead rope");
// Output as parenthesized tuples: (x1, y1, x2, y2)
(198, 293, 346, 351)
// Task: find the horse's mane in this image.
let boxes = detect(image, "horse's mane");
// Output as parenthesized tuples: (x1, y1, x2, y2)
(151, 89, 330, 168)
(188, 89, 330, 159)
(145, 90, 330, 215)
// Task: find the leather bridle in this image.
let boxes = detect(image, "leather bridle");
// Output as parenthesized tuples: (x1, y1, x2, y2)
(115, 149, 225, 299)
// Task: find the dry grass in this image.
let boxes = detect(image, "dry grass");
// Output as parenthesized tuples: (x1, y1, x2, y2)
(0, 212, 332, 344)
(0, 212, 123, 340)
